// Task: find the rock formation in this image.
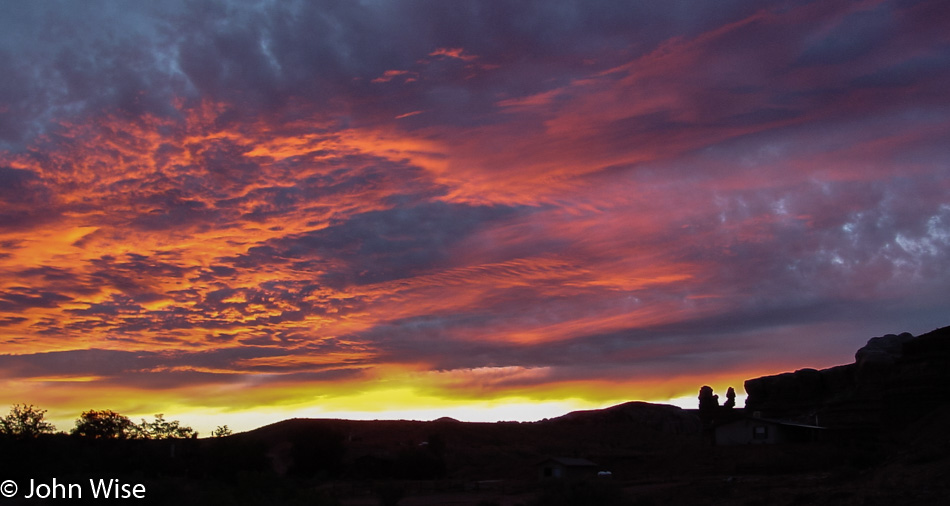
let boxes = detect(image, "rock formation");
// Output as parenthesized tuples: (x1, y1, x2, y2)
(744, 325, 950, 434)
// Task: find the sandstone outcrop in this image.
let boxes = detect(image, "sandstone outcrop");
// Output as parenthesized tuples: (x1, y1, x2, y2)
(744, 325, 950, 433)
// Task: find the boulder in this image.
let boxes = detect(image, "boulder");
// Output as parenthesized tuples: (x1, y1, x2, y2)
(854, 333, 913, 364)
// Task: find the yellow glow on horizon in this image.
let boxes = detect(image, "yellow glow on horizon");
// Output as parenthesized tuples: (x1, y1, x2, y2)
(40, 394, 679, 437)
(17, 367, 758, 437)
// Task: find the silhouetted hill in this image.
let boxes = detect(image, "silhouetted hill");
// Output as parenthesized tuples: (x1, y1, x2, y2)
(553, 401, 702, 435)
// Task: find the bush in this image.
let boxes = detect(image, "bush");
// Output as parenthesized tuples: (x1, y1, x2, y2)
(0, 404, 56, 438)
(72, 409, 137, 438)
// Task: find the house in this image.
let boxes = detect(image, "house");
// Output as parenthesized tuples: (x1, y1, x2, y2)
(714, 416, 826, 445)
(537, 457, 598, 481)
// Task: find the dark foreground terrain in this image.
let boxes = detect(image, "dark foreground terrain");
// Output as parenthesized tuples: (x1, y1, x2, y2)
(3, 326, 949, 505)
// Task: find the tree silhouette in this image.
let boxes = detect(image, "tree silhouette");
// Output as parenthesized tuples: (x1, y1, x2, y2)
(72, 409, 137, 439)
(137, 414, 196, 439)
(0, 404, 56, 438)
(211, 425, 232, 437)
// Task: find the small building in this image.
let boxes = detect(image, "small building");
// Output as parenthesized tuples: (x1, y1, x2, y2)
(714, 416, 826, 445)
(537, 457, 598, 481)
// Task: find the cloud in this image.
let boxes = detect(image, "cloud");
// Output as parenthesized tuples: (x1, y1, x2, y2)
(795, 5, 895, 66)
(0, 349, 160, 379)
(266, 201, 528, 287)
(0, 0, 785, 148)
(0, 288, 72, 311)
(0, 166, 57, 229)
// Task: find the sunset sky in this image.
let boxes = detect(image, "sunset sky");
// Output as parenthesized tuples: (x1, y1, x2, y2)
(1, 0, 949, 434)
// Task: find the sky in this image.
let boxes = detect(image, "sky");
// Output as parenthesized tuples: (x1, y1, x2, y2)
(1, 0, 949, 435)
